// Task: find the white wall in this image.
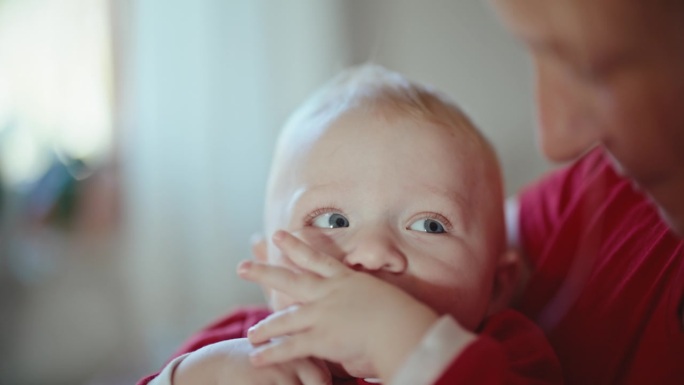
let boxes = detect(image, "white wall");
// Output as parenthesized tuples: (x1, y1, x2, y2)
(120, 0, 351, 368)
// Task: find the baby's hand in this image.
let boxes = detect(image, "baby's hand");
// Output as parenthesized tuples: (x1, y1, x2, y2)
(238, 230, 439, 383)
(173, 338, 331, 385)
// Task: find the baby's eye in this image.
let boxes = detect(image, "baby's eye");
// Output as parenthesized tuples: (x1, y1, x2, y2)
(408, 218, 446, 234)
(311, 212, 350, 228)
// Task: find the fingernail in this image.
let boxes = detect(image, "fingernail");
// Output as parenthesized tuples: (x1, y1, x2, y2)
(237, 261, 252, 275)
(272, 230, 285, 242)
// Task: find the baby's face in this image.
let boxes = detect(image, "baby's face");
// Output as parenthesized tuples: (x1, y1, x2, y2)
(263, 107, 502, 375)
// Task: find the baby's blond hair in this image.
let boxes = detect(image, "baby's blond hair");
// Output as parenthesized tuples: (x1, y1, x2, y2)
(281, 64, 474, 139)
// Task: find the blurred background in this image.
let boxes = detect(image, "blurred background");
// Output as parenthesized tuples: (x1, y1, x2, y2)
(0, 0, 550, 384)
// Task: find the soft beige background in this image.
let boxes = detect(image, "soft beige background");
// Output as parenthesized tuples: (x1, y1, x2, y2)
(1, 1, 550, 384)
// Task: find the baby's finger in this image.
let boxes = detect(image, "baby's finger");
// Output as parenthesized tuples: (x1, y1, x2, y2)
(273, 230, 344, 278)
(249, 333, 316, 367)
(248, 304, 315, 345)
(237, 261, 321, 302)
(296, 357, 332, 385)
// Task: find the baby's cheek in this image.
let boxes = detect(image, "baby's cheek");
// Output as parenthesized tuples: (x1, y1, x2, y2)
(410, 267, 489, 329)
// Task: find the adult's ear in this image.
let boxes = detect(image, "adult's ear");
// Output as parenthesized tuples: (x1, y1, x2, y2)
(250, 233, 267, 262)
(486, 249, 522, 316)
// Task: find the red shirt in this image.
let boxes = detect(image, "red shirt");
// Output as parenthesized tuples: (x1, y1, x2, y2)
(138, 307, 561, 385)
(516, 148, 684, 384)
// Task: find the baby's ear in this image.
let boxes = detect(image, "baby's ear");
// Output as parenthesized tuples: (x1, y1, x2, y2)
(250, 233, 267, 262)
(486, 249, 521, 316)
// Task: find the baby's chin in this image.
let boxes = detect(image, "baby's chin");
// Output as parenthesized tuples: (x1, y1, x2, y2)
(327, 359, 377, 381)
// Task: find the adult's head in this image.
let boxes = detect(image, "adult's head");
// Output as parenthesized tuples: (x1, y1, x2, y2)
(490, 0, 684, 235)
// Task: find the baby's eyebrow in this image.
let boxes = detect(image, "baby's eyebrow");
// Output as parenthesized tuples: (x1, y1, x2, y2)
(415, 185, 470, 231)
(420, 184, 469, 207)
(286, 183, 342, 214)
(291, 182, 345, 203)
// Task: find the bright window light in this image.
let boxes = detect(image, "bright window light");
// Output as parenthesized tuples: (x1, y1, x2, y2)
(0, 0, 112, 186)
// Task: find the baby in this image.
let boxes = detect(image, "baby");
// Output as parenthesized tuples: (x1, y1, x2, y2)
(139, 65, 560, 385)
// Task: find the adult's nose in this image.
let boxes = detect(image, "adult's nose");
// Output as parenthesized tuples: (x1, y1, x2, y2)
(342, 229, 408, 274)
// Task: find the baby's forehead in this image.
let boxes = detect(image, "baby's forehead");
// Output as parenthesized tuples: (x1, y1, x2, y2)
(277, 107, 490, 183)
(272, 109, 489, 196)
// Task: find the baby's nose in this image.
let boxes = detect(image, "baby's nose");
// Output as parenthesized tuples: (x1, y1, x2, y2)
(343, 232, 407, 274)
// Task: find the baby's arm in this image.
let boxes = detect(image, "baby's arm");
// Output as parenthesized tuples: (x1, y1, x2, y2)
(171, 338, 330, 385)
(136, 308, 331, 385)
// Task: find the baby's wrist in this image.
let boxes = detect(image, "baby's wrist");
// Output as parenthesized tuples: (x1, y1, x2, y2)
(388, 316, 478, 385)
(371, 301, 440, 383)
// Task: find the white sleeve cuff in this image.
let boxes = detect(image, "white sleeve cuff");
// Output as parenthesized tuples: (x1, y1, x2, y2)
(390, 315, 476, 385)
(146, 353, 191, 385)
